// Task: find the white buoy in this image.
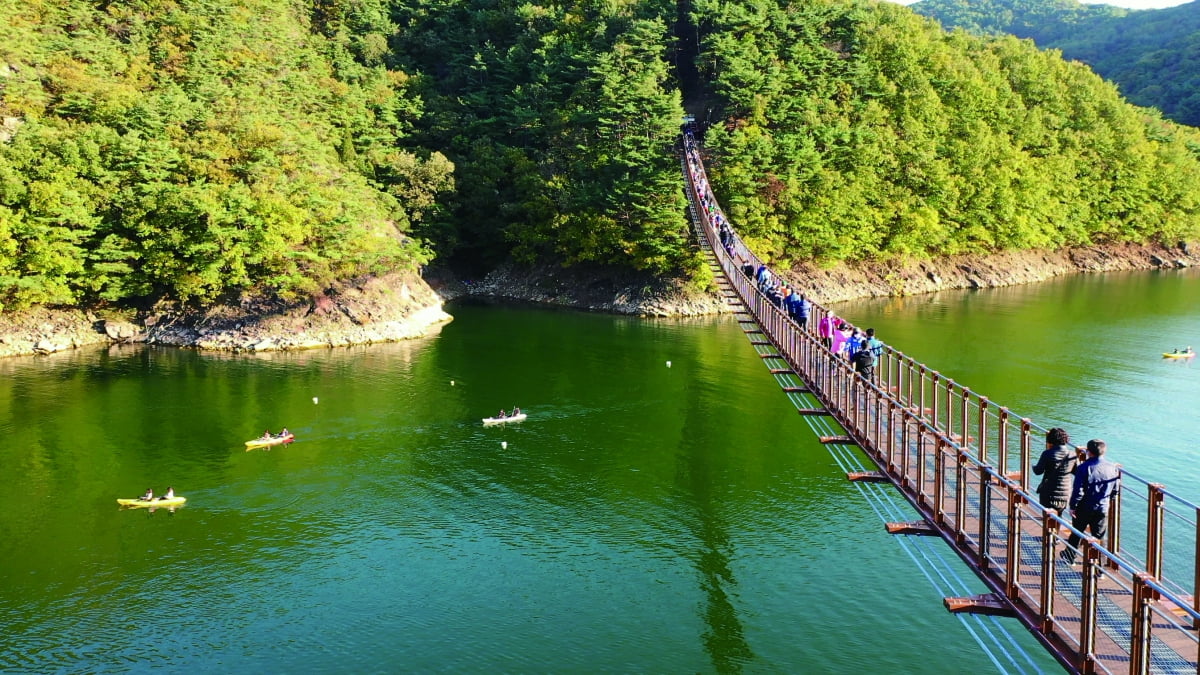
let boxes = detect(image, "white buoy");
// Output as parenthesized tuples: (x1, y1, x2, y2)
(501, 441, 508, 449)
(451, 380, 455, 386)
(312, 397, 319, 404)
(666, 361, 672, 368)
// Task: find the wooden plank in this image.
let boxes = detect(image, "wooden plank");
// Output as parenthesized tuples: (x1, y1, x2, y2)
(743, 329, 762, 334)
(769, 368, 794, 375)
(782, 386, 809, 393)
(737, 319, 756, 324)
(759, 353, 781, 359)
(796, 408, 829, 416)
(750, 340, 771, 346)
(944, 593, 1016, 617)
(847, 471, 888, 483)
(886, 520, 938, 536)
(820, 435, 857, 445)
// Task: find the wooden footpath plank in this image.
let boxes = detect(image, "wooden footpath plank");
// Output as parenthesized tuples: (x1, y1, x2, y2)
(885, 521, 938, 536)
(944, 594, 1016, 617)
(797, 408, 829, 416)
(782, 386, 809, 393)
(847, 471, 888, 483)
(769, 368, 794, 375)
(820, 435, 857, 445)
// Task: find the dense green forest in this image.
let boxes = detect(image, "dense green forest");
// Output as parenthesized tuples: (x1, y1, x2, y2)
(913, 0, 1200, 127)
(692, 0, 1200, 265)
(0, 0, 690, 312)
(0, 0, 452, 310)
(2, 0, 1200, 314)
(388, 0, 691, 275)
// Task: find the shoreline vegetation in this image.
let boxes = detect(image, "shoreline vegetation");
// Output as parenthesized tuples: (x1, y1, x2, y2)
(1, 240, 1193, 359)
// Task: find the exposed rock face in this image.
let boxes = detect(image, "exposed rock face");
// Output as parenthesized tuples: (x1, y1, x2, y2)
(0, 241, 1196, 359)
(0, 270, 451, 359)
(146, 271, 452, 351)
(774, 241, 1200, 304)
(438, 263, 730, 317)
(0, 308, 112, 358)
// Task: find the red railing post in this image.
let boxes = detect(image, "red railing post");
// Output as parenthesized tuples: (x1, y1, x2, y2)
(920, 366, 929, 422)
(1146, 483, 1166, 581)
(1039, 509, 1058, 634)
(1129, 572, 1154, 674)
(1106, 476, 1122, 571)
(961, 387, 971, 451)
(956, 449, 968, 544)
(997, 407, 1010, 478)
(1078, 541, 1100, 675)
(1006, 487, 1023, 601)
(926, 369, 936, 427)
(979, 467, 992, 569)
(945, 379, 955, 438)
(1019, 419, 1032, 492)
(978, 397, 989, 465)
(934, 435, 945, 523)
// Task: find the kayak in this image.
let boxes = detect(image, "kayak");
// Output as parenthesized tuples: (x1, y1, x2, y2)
(245, 433, 294, 448)
(483, 413, 527, 426)
(118, 496, 187, 508)
(1163, 352, 1195, 359)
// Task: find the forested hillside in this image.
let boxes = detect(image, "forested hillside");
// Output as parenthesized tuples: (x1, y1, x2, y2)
(3, 0, 1200, 316)
(913, 0, 1200, 126)
(691, 0, 1200, 266)
(0, 0, 458, 311)
(389, 0, 690, 276)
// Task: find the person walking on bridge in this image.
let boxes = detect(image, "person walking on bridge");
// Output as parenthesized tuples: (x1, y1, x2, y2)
(1060, 439, 1121, 566)
(1032, 427, 1079, 514)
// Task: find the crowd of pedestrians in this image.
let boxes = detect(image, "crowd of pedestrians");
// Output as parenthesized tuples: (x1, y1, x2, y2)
(684, 128, 885, 380)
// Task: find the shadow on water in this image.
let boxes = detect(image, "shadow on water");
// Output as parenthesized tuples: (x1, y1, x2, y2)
(670, 355, 755, 672)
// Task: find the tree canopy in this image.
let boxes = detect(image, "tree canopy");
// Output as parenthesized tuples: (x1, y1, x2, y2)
(913, 0, 1200, 127)
(691, 0, 1200, 267)
(2, 0, 1200, 313)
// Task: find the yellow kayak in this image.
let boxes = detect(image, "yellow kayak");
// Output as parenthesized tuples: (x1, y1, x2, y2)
(245, 432, 294, 448)
(1163, 352, 1195, 359)
(118, 496, 187, 508)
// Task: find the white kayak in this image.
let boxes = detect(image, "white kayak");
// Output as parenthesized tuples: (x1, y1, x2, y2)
(483, 413, 527, 426)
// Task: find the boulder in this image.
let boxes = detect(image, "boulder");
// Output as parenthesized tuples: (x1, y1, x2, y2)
(102, 320, 141, 341)
(33, 339, 63, 354)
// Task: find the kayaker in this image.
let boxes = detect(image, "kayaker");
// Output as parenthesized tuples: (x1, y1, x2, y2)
(497, 410, 507, 419)
(512, 407, 521, 416)
(261, 429, 272, 440)
(139, 488, 154, 502)
(280, 427, 290, 437)
(162, 487, 175, 500)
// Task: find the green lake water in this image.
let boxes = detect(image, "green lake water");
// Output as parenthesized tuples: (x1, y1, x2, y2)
(3, 269, 1196, 673)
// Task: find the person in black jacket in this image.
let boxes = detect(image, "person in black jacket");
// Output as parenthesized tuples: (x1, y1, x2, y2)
(1032, 427, 1079, 513)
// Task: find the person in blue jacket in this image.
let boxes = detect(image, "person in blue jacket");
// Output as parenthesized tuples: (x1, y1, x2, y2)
(1060, 439, 1121, 566)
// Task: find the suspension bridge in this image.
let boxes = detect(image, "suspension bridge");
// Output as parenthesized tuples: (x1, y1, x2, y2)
(680, 130, 1199, 674)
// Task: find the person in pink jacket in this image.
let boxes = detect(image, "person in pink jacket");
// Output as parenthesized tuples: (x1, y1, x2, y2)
(831, 322, 853, 358)
(818, 310, 837, 350)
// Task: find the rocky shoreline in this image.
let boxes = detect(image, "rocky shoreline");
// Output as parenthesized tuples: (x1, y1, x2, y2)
(0, 241, 1194, 360)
